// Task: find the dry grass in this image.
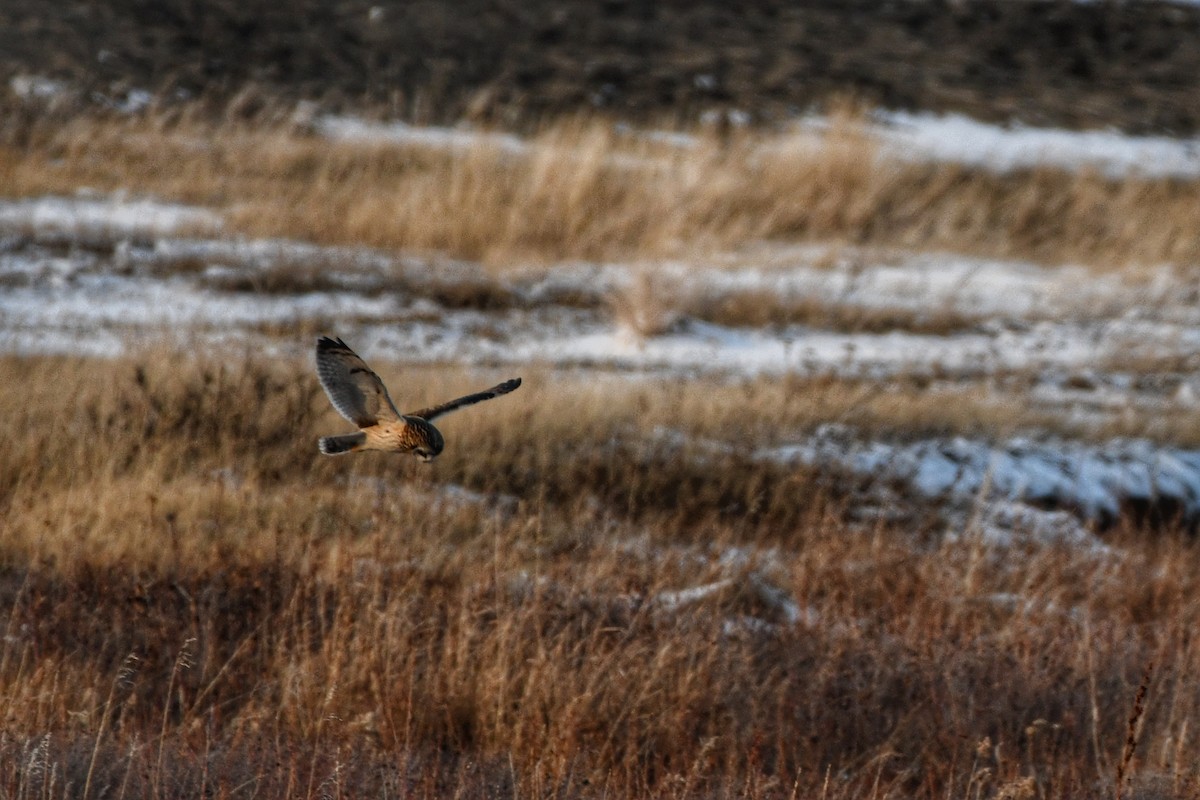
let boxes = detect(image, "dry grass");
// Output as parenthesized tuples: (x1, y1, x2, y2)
(3, 351, 1200, 798)
(2, 108, 1200, 271)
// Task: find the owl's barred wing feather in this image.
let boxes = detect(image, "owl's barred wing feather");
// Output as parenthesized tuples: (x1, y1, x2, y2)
(406, 378, 522, 422)
(315, 336, 402, 427)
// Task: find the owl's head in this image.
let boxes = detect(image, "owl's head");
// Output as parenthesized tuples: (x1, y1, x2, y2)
(411, 422, 445, 463)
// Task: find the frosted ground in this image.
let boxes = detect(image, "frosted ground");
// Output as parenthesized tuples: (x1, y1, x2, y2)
(4, 112, 1200, 555)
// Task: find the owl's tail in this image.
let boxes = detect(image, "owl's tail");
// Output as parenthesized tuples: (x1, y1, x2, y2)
(318, 432, 367, 455)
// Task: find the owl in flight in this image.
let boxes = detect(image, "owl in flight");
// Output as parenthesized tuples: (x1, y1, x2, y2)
(315, 336, 521, 462)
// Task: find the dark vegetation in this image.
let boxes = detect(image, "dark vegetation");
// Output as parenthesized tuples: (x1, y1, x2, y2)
(3, 1, 1200, 133)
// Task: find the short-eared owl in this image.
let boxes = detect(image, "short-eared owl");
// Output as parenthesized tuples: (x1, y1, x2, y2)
(315, 336, 521, 462)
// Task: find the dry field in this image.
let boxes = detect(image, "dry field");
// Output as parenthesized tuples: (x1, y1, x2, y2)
(3, 109, 1200, 271)
(4, 102, 1200, 799)
(0, 353, 1198, 799)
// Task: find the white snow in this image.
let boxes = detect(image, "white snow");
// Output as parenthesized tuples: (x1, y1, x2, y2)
(760, 425, 1200, 531)
(870, 111, 1200, 179)
(9, 75, 71, 102)
(428, 315, 1194, 381)
(653, 578, 735, 610)
(0, 196, 223, 240)
(315, 116, 528, 155)
(964, 501, 1105, 552)
(6, 199, 1200, 395)
(619, 247, 1137, 321)
(314, 110, 1200, 180)
(0, 274, 404, 330)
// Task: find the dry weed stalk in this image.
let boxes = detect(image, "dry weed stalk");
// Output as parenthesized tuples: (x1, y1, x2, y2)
(1116, 662, 1154, 800)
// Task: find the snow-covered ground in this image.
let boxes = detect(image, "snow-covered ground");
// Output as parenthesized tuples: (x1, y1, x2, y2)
(868, 111, 1200, 179)
(315, 110, 1200, 179)
(3, 196, 1196, 377)
(761, 425, 1200, 543)
(647, 419, 1200, 550)
(0, 195, 223, 240)
(315, 116, 528, 155)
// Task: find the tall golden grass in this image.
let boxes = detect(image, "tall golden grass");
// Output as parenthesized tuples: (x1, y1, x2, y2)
(2, 351, 1200, 798)
(2, 108, 1199, 269)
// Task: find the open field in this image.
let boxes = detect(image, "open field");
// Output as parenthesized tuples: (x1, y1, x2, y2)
(4, 67, 1200, 797)
(3, 353, 1200, 799)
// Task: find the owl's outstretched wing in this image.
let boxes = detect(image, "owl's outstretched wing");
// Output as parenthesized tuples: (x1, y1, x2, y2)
(406, 378, 522, 422)
(315, 336, 402, 427)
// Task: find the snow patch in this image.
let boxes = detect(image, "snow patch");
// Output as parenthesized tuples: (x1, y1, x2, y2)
(315, 117, 528, 155)
(872, 111, 1200, 179)
(9, 75, 71, 102)
(0, 196, 223, 240)
(316, 111, 1200, 180)
(762, 426, 1200, 531)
